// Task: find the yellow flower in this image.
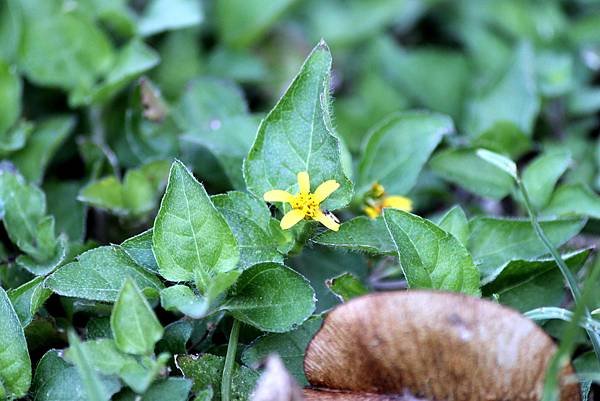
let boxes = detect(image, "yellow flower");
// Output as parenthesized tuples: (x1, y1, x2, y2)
(263, 171, 341, 231)
(363, 183, 412, 219)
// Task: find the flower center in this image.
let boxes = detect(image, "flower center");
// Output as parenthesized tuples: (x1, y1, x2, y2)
(291, 193, 319, 218)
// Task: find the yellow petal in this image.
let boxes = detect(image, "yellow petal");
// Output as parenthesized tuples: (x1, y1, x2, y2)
(314, 210, 340, 231)
(363, 206, 380, 219)
(264, 190, 293, 203)
(313, 180, 340, 203)
(382, 196, 413, 212)
(297, 171, 310, 194)
(280, 209, 306, 230)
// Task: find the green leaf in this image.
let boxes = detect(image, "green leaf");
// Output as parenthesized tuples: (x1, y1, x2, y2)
(522, 151, 572, 210)
(471, 122, 532, 159)
(32, 350, 120, 401)
(357, 111, 453, 195)
(543, 184, 600, 219)
(0, 60, 21, 135)
(242, 315, 322, 386)
(212, 191, 284, 268)
(244, 41, 353, 211)
(222, 262, 315, 332)
(468, 217, 586, 278)
(216, 0, 295, 48)
(475, 148, 518, 180)
(312, 216, 395, 254)
(430, 148, 515, 199)
(121, 229, 159, 273)
(67, 330, 118, 401)
(152, 160, 239, 287)
(383, 209, 481, 296)
(111, 278, 164, 355)
(114, 378, 192, 401)
(7, 276, 52, 326)
(175, 354, 258, 400)
(525, 307, 600, 333)
(156, 321, 192, 356)
(19, 11, 113, 92)
(0, 0, 22, 62)
(0, 286, 31, 398)
(0, 120, 31, 155)
(10, 116, 75, 184)
(45, 180, 86, 243)
(437, 205, 469, 246)
(79, 160, 170, 218)
(326, 273, 368, 302)
(45, 245, 164, 302)
(465, 42, 539, 138)
(139, 0, 203, 37)
(160, 285, 207, 319)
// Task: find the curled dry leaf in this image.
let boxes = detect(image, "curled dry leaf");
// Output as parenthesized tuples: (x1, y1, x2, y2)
(252, 354, 305, 401)
(303, 291, 579, 401)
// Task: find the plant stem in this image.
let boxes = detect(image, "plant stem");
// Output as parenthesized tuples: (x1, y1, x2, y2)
(221, 319, 240, 401)
(517, 179, 600, 360)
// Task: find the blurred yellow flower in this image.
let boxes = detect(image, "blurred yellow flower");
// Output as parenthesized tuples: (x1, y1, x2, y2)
(263, 171, 340, 231)
(363, 183, 412, 219)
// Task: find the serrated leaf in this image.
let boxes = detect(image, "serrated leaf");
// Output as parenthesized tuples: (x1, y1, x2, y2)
(0, 286, 31, 398)
(522, 151, 572, 210)
(383, 209, 481, 296)
(242, 315, 322, 386)
(160, 285, 207, 318)
(430, 148, 515, 199)
(543, 183, 600, 219)
(45, 245, 164, 302)
(139, 0, 203, 37)
(212, 191, 284, 268)
(7, 276, 52, 326)
(468, 217, 586, 278)
(312, 216, 395, 254)
(111, 278, 164, 355)
(222, 262, 315, 332)
(121, 229, 159, 273)
(326, 272, 368, 302)
(244, 41, 353, 211)
(358, 111, 453, 195)
(152, 160, 239, 287)
(437, 205, 469, 246)
(175, 354, 258, 400)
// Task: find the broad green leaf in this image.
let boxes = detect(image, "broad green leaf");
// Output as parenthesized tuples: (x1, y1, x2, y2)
(465, 42, 539, 138)
(139, 0, 203, 37)
(437, 205, 469, 246)
(244, 41, 353, 211)
(79, 160, 170, 218)
(522, 151, 572, 210)
(357, 111, 453, 195)
(326, 273, 368, 302)
(0, 120, 31, 155)
(121, 229, 159, 273)
(216, 0, 295, 48)
(175, 354, 258, 400)
(312, 216, 395, 254)
(111, 278, 164, 355)
(152, 160, 239, 286)
(113, 378, 192, 401)
(45, 245, 164, 302)
(290, 246, 368, 312)
(68, 330, 118, 401)
(156, 320, 193, 356)
(543, 184, 600, 219)
(19, 12, 113, 92)
(212, 191, 284, 268)
(0, 0, 22, 62)
(242, 315, 322, 386)
(430, 148, 515, 199)
(45, 180, 86, 243)
(222, 262, 315, 332)
(0, 60, 21, 135)
(11, 116, 76, 184)
(160, 285, 207, 319)
(475, 148, 518, 180)
(16, 218, 68, 276)
(0, 286, 31, 398)
(7, 276, 52, 326)
(536, 51, 573, 98)
(468, 217, 586, 278)
(31, 350, 120, 401)
(471, 122, 532, 159)
(383, 209, 481, 296)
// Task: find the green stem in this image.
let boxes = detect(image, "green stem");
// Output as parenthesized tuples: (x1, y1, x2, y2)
(517, 179, 600, 360)
(221, 319, 240, 401)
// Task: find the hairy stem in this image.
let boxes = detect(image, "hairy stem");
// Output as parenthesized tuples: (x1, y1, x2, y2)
(221, 319, 241, 401)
